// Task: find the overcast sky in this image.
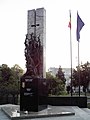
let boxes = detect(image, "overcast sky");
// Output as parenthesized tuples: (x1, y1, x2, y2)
(0, 0, 90, 71)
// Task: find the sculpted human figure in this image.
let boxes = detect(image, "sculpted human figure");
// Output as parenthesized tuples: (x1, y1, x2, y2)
(24, 33, 42, 77)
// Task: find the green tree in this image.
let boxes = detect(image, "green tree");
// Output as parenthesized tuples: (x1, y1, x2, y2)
(46, 72, 55, 79)
(55, 66, 66, 95)
(0, 64, 24, 95)
(46, 66, 66, 95)
(46, 72, 57, 95)
(56, 66, 66, 84)
(0, 64, 12, 93)
(72, 61, 90, 90)
(11, 64, 24, 87)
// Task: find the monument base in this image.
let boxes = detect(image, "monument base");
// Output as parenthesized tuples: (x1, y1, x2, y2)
(20, 75, 48, 112)
(1, 104, 75, 120)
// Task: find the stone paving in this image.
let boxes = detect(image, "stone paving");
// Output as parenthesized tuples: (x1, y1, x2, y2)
(0, 104, 90, 120)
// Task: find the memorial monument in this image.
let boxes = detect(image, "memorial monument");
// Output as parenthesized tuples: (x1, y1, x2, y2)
(20, 8, 47, 112)
(1, 8, 75, 119)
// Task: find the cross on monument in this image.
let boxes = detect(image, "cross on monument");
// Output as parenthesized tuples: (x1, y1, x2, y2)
(31, 24, 39, 27)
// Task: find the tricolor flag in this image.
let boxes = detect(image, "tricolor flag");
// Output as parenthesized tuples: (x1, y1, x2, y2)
(68, 11, 71, 29)
(76, 12, 85, 42)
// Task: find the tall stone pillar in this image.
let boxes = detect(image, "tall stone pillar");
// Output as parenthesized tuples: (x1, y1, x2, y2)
(20, 8, 47, 112)
(26, 8, 46, 78)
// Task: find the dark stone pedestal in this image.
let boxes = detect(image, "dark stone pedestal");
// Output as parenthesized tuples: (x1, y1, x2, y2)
(20, 75, 48, 112)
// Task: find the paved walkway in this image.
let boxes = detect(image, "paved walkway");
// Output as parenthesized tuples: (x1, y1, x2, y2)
(0, 105, 10, 120)
(0, 104, 90, 120)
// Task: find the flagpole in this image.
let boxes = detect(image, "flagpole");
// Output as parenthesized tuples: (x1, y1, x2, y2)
(78, 41, 80, 96)
(77, 11, 80, 96)
(69, 10, 73, 96)
(76, 11, 84, 97)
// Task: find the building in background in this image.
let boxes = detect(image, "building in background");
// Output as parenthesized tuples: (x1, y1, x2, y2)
(48, 67, 73, 86)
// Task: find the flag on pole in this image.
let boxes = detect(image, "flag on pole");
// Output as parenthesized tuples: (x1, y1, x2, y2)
(68, 11, 71, 29)
(68, 21, 71, 29)
(76, 12, 85, 42)
(68, 10, 73, 96)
